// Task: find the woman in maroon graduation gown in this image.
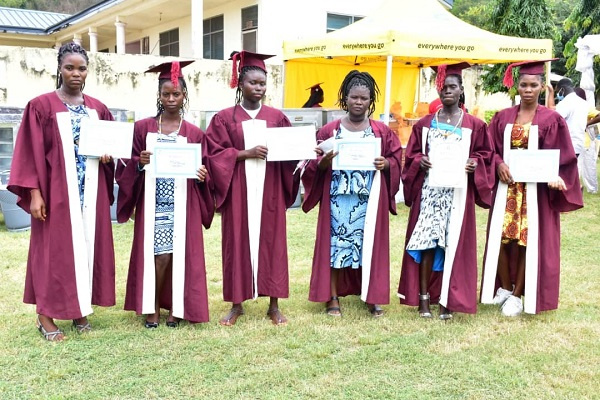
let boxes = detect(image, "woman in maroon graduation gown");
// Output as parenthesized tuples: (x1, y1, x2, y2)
(398, 63, 493, 319)
(205, 51, 299, 326)
(116, 61, 214, 327)
(8, 43, 116, 341)
(481, 60, 583, 317)
(302, 70, 402, 317)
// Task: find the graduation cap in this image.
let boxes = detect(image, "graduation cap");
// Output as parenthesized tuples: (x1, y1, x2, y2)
(307, 82, 324, 93)
(432, 62, 470, 92)
(229, 50, 275, 88)
(145, 60, 194, 88)
(502, 58, 558, 88)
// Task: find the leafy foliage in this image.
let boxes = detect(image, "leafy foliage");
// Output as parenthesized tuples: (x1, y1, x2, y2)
(481, 0, 558, 99)
(563, 0, 600, 101)
(0, 0, 99, 13)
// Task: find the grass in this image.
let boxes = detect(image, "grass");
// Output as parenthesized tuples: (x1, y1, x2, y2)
(1, 172, 599, 399)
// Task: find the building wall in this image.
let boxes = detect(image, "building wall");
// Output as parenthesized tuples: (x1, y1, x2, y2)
(0, 45, 284, 118)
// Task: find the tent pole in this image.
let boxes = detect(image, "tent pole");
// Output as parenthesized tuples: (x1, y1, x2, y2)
(383, 55, 392, 125)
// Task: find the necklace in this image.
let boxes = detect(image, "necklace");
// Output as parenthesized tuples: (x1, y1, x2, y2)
(435, 109, 464, 136)
(345, 115, 367, 131)
(158, 113, 183, 134)
(438, 108, 462, 123)
(56, 88, 83, 105)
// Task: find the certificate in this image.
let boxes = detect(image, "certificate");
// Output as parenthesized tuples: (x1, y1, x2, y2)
(78, 119, 134, 159)
(332, 138, 381, 170)
(152, 143, 202, 178)
(317, 137, 335, 153)
(265, 125, 317, 161)
(509, 149, 560, 183)
(428, 141, 468, 188)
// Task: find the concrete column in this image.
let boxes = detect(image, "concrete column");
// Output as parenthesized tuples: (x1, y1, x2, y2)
(88, 27, 98, 52)
(191, 0, 204, 58)
(72, 34, 82, 45)
(115, 19, 127, 54)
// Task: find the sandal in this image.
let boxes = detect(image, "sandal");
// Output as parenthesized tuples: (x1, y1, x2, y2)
(267, 308, 288, 325)
(144, 320, 159, 329)
(219, 308, 244, 326)
(419, 293, 432, 318)
(325, 296, 342, 317)
(72, 319, 92, 333)
(166, 317, 181, 328)
(36, 316, 64, 342)
(367, 303, 384, 318)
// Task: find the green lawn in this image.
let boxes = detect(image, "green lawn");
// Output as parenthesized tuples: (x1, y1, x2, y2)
(1, 176, 599, 399)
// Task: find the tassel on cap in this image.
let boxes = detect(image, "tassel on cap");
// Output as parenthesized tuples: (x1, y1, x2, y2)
(170, 61, 181, 88)
(435, 64, 447, 92)
(230, 52, 240, 88)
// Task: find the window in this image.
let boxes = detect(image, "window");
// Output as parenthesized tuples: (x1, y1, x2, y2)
(203, 15, 224, 60)
(125, 40, 141, 54)
(241, 5, 258, 52)
(326, 13, 363, 33)
(142, 37, 150, 55)
(159, 28, 179, 57)
(0, 126, 15, 171)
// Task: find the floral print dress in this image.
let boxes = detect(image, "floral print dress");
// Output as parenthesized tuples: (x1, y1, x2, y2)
(501, 122, 529, 246)
(66, 103, 89, 209)
(329, 125, 375, 269)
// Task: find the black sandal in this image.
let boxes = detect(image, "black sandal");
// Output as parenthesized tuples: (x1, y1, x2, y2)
(326, 296, 342, 317)
(144, 320, 159, 329)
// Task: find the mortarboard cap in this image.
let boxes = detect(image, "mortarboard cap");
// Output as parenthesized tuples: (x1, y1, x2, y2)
(145, 60, 194, 88)
(502, 58, 557, 88)
(307, 82, 324, 93)
(432, 62, 471, 92)
(229, 50, 275, 88)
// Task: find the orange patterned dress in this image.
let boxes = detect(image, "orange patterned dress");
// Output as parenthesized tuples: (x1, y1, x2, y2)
(501, 122, 529, 246)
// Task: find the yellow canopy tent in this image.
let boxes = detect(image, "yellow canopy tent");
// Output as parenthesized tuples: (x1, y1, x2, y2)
(282, 0, 553, 120)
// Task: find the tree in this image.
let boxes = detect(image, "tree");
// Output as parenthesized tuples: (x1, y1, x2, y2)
(0, 0, 99, 13)
(481, 0, 558, 99)
(563, 0, 600, 101)
(451, 0, 495, 29)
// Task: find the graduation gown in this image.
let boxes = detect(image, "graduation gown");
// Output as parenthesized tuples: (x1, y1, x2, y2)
(205, 105, 299, 303)
(8, 91, 115, 320)
(116, 118, 214, 323)
(398, 113, 493, 314)
(481, 105, 583, 314)
(302, 119, 402, 304)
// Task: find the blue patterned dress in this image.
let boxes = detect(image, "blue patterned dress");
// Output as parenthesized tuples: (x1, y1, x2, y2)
(154, 131, 178, 255)
(406, 119, 462, 271)
(66, 103, 89, 209)
(329, 125, 375, 269)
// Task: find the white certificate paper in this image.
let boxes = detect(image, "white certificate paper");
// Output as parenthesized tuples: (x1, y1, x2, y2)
(332, 138, 381, 170)
(509, 149, 560, 183)
(78, 119, 134, 159)
(428, 141, 468, 188)
(152, 143, 202, 178)
(265, 126, 317, 161)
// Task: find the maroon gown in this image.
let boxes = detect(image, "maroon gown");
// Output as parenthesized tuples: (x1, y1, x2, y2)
(8, 91, 115, 320)
(398, 113, 493, 314)
(302, 119, 402, 305)
(481, 105, 583, 314)
(205, 105, 300, 303)
(116, 118, 214, 323)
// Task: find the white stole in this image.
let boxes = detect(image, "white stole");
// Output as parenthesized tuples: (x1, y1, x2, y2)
(481, 124, 540, 314)
(56, 108, 100, 317)
(142, 133, 189, 317)
(242, 119, 267, 300)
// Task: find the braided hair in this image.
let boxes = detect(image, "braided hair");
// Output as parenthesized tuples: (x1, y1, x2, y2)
(337, 70, 380, 117)
(155, 77, 190, 117)
(56, 42, 89, 89)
